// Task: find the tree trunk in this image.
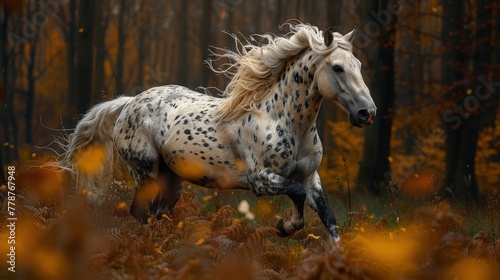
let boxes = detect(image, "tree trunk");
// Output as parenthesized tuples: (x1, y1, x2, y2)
(92, 0, 108, 102)
(0, 7, 5, 178)
(4, 14, 20, 161)
(74, 0, 95, 115)
(24, 0, 39, 144)
(115, 0, 127, 95)
(440, 0, 465, 197)
(26, 33, 38, 144)
(399, 1, 422, 154)
(358, 0, 397, 194)
(177, 0, 189, 87)
(199, 0, 213, 87)
(65, 0, 77, 127)
(454, 1, 493, 201)
(1, 7, 9, 164)
(480, 1, 499, 128)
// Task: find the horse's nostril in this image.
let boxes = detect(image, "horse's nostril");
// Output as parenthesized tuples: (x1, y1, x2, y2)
(358, 109, 370, 121)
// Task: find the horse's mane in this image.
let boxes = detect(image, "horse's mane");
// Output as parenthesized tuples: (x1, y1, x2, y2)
(208, 22, 353, 121)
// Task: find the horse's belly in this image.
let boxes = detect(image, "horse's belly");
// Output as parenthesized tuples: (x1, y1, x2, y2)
(164, 152, 248, 190)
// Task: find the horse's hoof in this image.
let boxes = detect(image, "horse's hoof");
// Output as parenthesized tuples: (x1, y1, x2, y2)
(276, 218, 290, 237)
(131, 205, 149, 224)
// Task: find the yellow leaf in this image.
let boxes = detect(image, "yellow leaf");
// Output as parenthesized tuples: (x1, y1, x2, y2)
(162, 213, 172, 221)
(275, 215, 282, 220)
(195, 238, 204, 245)
(307, 233, 320, 239)
(117, 201, 127, 209)
(400, 227, 407, 232)
(177, 221, 184, 229)
(389, 232, 394, 240)
(202, 195, 213, 201)
(73, 144, 106, 175)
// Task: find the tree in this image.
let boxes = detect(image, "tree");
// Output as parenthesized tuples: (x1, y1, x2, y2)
(58, 0, 77, 126)
(2, 3, 21, 161)
(0, 3, 10, 168)
(357, 0, 397, 194)
(199, 0, 213, 87)
(92, 0, 109, 102)
(176, 0, 189, 87)
(442, 0, 494, 201)
(115, 0, 128, 95)
(440, 0, 467, 199)
(73, 0, 95, 116)
(25, 0, 41, 144)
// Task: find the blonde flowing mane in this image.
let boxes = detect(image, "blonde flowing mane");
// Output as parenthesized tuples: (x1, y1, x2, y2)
(208, 22, 353, 121)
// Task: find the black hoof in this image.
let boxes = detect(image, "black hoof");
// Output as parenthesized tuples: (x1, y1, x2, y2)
(276, 218, 290, 237)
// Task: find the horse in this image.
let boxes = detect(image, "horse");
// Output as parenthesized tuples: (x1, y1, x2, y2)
(62, 23, 376, 245)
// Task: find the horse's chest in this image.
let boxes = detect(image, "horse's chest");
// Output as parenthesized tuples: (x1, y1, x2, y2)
(250, 127, 322, 181)
(283, 146, 322, 181)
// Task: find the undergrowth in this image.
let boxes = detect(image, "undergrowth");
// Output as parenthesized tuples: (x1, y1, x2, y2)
(1, 163, 499, 280)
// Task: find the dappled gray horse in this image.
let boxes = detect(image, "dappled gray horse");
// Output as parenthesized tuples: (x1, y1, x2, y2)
(63, 23, 376, 244)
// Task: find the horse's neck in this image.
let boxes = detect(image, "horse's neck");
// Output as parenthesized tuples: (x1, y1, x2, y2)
(264, 50, 322, 134)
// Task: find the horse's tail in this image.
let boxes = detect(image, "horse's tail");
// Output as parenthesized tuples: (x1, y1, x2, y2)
(60, 96, 133, 198)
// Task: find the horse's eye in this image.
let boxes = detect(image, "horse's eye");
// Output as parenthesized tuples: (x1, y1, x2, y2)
(333, 65, 344, 73)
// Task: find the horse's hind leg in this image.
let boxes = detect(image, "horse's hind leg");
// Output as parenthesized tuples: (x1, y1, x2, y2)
(116, 137, 163, 223)
(149, 160, 182, 220)
(126, 158, 182, 223)
(126, 159, 161, 223)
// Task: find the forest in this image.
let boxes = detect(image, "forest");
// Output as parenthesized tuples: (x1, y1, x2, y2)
(1, 0, 500, 279)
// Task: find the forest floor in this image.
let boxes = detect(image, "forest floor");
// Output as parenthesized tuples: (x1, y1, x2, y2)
(1, 164, 500, 280)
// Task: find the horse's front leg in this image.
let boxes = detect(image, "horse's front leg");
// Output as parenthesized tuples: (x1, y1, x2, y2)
(249, 169, 306, 237)
(303, 172, 341, 244)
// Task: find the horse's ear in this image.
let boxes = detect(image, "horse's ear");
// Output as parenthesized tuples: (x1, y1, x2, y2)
(323, 26, 334, 47)
(343, 26, 358, 43)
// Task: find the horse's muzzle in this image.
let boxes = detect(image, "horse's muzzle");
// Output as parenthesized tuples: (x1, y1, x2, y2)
(350, 108, 376, 127)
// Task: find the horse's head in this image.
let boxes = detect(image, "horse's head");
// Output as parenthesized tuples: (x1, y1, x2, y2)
(315, 27, 376, 127)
